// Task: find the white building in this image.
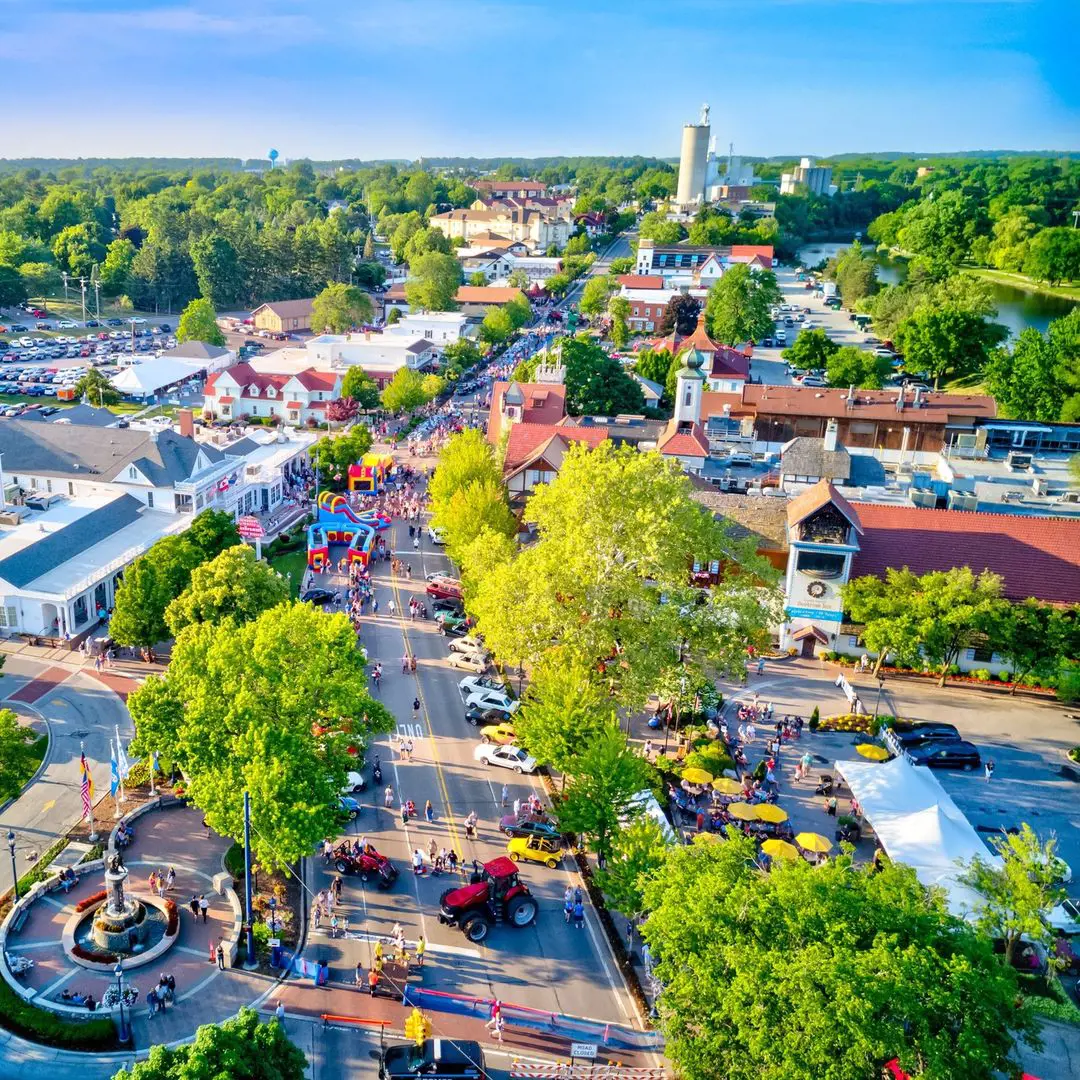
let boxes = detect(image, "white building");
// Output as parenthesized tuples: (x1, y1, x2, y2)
(306, 334, 439, 384)
(0, 416, 314, 641)
(780, 158, 834, 196)
(203, 364, 340, 425)
(385, 312, 468, 346)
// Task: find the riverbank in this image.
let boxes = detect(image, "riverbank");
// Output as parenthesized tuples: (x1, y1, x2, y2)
(965, 267, 1080, 304)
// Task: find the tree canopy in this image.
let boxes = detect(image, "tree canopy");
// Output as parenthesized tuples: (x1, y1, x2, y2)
(311, 282, 373, 333)
(128, 603, 394, 871)
(404, 251, 461, 311)
(704, 264, 782, 345)
(781, 328, 839, 371)
(0, 708, 41, 802)
(381, 367, 430, 413)
(824, 344, 892, 389)
(561, 337, 645, 416)
(176, 297, 225, 346)
(311, 425, 373, 481)
(73, 367, 120, 406)
(340, 366, 382, 411)
(642, 834, 1038, 1080)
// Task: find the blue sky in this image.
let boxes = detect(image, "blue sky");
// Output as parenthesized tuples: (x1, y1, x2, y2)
(0, 0, 1076, 161)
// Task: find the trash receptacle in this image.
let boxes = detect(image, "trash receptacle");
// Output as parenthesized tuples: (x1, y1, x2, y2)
(270, 939, 282, 968)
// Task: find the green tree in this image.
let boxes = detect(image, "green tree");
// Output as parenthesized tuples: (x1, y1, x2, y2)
(562, 337, 645, 416)
(638, 212, 685, 244)
(831, 241, 879, 307)
(311, 425, 373, 479)
(634, 347, 675, 387)
(983, 329, 1065, 422)
(340, 366, 382, 411)
(824, 344, 892, 389)
(609, 295, 630, 349)
(111, 1008, 306, 1080)
(73, 366, 120, 406)
(165, 545, 290, 637)
(505, 292, 532, 330)
(657, 294, 700, 337)
(442, 338, 482, 376)
(0, 263, 28, 307)
(51, 223, 103, 276)
(311, 283, 374, 333)
(985, 599, 1078, 693)
(507, 269, 530, 290)
(421, 373, 445, 400)
(191, 234, 245, 309)
(17, 261, 61, 303)
(381, 367, 428, 413)
(512, 655, 616, 782)
(404, 226, 451, 263)
(1023, 227, 1080, 286)
(1051, 308, 1080, 421)
(127, 603, 394, 871)
(555, 726, 655, 860)
(704, 264, 781, 345)
(185, 509, 242, 561)
(579, 275, 615, 316)
(0, 708, 40, 802)
(781, 329, 839, 370)
(470, 443, 778, 710)
(110, 536, 202, 651)
(894, 304, 1007, 388)
(404, 251, 461, 311)
(960, 823, 1067, 966)
(468, 271, 487, 287)
(362, 232, 375, 260)
(177, 297, 225, 346)
(386, 306, 402, 325)
(609, 256, 636, 275)
(642, 834, 1037, 1080)
(595, 817, 670, 918)
(843, 567, 1004, 685)
(99, 238, 136, 297)
(433, 477, 516, 564)
(430, 429, 502, 511)
(479, 305, 514, 346)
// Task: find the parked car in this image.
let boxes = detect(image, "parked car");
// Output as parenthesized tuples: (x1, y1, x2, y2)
(300, 587, 336, 605)
(887, 722, 961, 751)
(507, 835, 563, 869)
(479, 722, 517, 745)
(464, 702, 515, 727)
(379, 1038, 485, 1080)
(907, 741, 982, 771)
(499, 814, 561, 841)
(460, 685, 517, 714)
(341, 771, 366, 794)
(474, 742, 536, 774)
(447, 650, 488, 673)
(431, 596, 465, 617)
(427, 578, 463, 601)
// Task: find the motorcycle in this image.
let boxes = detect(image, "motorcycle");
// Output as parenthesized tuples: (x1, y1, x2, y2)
(372, 756, 383, 785)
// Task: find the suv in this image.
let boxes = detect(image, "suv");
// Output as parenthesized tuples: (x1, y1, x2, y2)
(887, 722, 961, 751)
(379, 1038, 485, 1079)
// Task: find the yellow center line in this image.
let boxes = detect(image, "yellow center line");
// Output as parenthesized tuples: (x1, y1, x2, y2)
(387, 528, 461, 855)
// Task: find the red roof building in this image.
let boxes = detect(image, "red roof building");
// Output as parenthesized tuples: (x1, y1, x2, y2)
(488, 381, 568, 446)
(649, 312, 750, 389)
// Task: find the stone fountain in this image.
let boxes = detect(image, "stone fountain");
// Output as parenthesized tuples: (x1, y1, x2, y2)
(89, 854, 151, 953)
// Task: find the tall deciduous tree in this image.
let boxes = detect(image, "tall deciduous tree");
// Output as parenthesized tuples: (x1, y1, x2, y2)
(165, 545, 290, 636)
(0, 708, 41, 802)
(381, 367, 428, 413)
(894, 304, 1006, 388)
(782, 329, 839, 371)
(1023, 227, 1080, 286)
(824, 344, 892, 389)
(429, 429, 502, 511)
(479, 306, 514, 346)
(311, 425, 373, 480)
(608, 295, 630, 349)
(657, 294, 700, 337)
(555, 726, 655, 859)
(984, 328, 1066, 422)
(405, 251, 461, 311)
(340, 366, 382, 412)
(433, 478, 516, 564)
(177, 297, 225, 346)
(704, 264, 782, 345)
(595, 817, 670, 918)
(579, 275, 615, 316)
(562, 337, 645, 416)
(191, 234, 246, 309)
(73, 367, 120, 406)
(185, 509, 242, 560)
(0, 263, 28, 307)
(985, 599, 1078, 692)
(112, 1007, 307, 1080)
(960, 823, 1067, 965)
(110, 536, 203, 651)
(311, 283, 374, 333)
(642, 834, 1037, 1080)
(127, 603, 394, 871)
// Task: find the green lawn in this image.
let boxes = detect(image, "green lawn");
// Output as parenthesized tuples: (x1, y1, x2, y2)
(268, 548, 308, 598)
(0, 394, 144, 414)
(965, 267, 1080, 303)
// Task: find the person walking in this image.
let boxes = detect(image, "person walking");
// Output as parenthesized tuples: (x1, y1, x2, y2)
(412, 849, 424, 875)
(199, 895, 209, 923)
(165, 867, 176, 892)
(216, 943, 225, 970)
(573, 897, 585, 930)
(425, 799, 434, 824)
(388, 599, 396, 618)
(189, 894, 200, 921)
(564, 885, 574, 924)
(465, 811, 477, 840)
(415, 933, 426, 969)
(501, 784, 509, 808)
(984, 759, 995, 782)
(412, 697, 421, 722)
(275, 1000, 285, 1022)
(486, 1012, 505, 1043)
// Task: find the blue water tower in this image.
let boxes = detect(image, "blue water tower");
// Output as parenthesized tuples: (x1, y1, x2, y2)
(268, 148, 279, 169)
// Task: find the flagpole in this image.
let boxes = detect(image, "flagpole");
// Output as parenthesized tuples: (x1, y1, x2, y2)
(149, 750, 157, 796)
(82, 741, 97, 843)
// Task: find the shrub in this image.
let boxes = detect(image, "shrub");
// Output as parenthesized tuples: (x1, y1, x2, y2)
(0, 978, 117, 1050)
(971, 669, 991, 682)
(1069, 747, 1080, 764)
(997, 671, 1012, 682)
(808, 706, 820, 731)
(685, 745, 734, 778)
(224, 842, 245, 880)
(164, 898, 178, 936)
(125, 759, 150, 787)
(252, 919, 271, 958)
(74, 890, 106, 914)
(70, 943, 116, 964)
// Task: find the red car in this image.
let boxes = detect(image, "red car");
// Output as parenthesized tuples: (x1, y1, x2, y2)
(426, 578, 463, 601)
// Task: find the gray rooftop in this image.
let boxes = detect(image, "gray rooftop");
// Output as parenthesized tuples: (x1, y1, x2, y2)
(18, 405, 120, 428)
(169, 341, 231, 361)
(0, 495, 144, 588)
(0, 420, 222, 484)
(780, 437, 852, 482)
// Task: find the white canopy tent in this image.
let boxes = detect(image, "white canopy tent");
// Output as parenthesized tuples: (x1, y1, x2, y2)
(836, 756, 999, 918)
(110, 356, 206, 398)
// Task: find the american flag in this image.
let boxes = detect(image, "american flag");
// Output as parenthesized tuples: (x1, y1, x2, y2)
(80, 751, 93, 819)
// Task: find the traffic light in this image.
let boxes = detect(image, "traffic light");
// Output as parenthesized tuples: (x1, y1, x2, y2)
(404, 1008, 431, 1047)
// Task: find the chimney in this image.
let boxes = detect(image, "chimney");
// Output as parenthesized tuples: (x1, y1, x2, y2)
(824, 418, 839, 452)
(178, 408, 194, 438)
(912, 385, 923, 408)
(896, 386, 905, 412)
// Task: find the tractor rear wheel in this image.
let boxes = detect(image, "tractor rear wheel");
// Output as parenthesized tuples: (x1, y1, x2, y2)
(507, 895, 538, 928)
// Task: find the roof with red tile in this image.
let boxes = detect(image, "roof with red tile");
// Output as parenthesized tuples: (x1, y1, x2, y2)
(503, 422, 608, 471)
(850, 503, 1080, 604)
(290, 369, 339, 392)
(787, 479, 863, 534)
(656, 419, 710, 458)
(730, 245, 775, 262)
(488, 381, 567, 445)
(618, 274, 665, 289)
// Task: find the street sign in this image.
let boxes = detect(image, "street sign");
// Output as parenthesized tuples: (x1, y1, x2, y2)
(237, 515, 265, 539)
(569, 1044, 597, 1060)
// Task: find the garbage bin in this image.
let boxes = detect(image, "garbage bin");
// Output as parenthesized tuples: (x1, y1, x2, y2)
(270, 939, 282, 968)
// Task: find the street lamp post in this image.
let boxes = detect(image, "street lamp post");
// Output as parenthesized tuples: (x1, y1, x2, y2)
(114, 962, 130, 1044)
(7, 831, 17, 901)
(873, 674, 885, 719)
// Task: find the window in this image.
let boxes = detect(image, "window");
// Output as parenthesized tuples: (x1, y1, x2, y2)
(424, 330, 433, 339)
(0, 607, 17, 628)
(970, 645, 996, 663)
(146, 491, 154, 508)
(796, 550, 845, 578)
(848, 636, 861, 649)
(684, 388, 693, 407)
(45, 479, 52, 493)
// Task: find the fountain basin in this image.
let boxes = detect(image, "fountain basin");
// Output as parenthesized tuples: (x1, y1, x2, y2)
(62, 894, 178, 972)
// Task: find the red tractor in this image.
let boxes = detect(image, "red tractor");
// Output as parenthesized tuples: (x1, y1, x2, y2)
(438, 856, 538, 943)
(333, 844, 399, 889)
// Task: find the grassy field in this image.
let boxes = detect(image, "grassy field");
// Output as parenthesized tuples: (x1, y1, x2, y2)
(0, 393, 144, 414)
(966, 267, 1080, 303)
(268, 548, 307, 598)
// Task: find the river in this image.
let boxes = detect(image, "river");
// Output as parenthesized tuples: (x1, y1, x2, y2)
(796, 242, 1077, 340)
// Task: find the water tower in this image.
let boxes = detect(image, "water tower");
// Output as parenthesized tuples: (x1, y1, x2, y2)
(676, 104, 710, 209)
(268, 148, 279, 170)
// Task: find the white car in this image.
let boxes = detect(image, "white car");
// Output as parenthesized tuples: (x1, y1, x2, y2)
(341, 770, 366, 794)
(1047, 897, 1080, 935)
(428, 525, 446, 545)
(57, 321, 79, 329)
(449, 634, 488, 657)
(447, 651, 488, 673)
(458, 674, 503, 697)
(463, 687, 518, 714)
(474, 743, 536, 775)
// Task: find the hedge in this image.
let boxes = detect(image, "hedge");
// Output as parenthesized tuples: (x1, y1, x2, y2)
(0, 977, 117, 1050)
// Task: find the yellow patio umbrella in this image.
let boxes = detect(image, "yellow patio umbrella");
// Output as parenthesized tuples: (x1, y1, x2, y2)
(795, 832, 833, 853)
(855, 743, 890, 761)
(761, 839, 800, 860)
(754, 803, 789, 824)
(711, 777, 744, 795)
(726, 802, 757, 821)
(681, 767, 714, 785)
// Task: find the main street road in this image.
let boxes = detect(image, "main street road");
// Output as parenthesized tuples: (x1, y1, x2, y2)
(305, 514, 641, 1032)
(558, 232, 634, 310)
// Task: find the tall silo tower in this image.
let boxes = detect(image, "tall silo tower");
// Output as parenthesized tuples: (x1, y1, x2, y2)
(675, 104, 711, 209)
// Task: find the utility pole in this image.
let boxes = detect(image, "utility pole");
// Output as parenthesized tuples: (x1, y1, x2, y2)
(91, 265, 101, 318)
(61, 271, 70, 303)
(243, 791, 255, 964)
(1072, 209, 1080, 229)
(78, 277, 88, 325)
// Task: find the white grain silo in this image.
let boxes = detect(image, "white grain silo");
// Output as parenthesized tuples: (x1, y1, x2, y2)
(675, 104, 711, 209)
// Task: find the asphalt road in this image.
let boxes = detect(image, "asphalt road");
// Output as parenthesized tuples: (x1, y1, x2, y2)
(559, 233, 633, 310)
(305, 499, 638, 1030)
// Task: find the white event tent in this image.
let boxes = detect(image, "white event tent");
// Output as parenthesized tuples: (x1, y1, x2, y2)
(110, 356, 206, 399)
(835, 755, 1000, 918)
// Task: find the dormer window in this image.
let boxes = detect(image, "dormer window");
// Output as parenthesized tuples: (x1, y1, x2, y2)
(247, 384, 259, 397)
(266, 387, 276, 398)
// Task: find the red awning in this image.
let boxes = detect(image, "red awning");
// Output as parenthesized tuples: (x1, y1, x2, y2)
(286, 401, 302, 409)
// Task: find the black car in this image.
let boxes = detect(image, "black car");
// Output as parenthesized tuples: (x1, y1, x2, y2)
(85, 319, 101, 327)
(431, 596, 464, 617)
(158, 323, 172, 333)
(379, 1038, 484, 1079)
(500, 816, 561, 842)
(300, 587, 336, 605)
(464, 703, 514, 727)
(10, 325, 28, 333)
(105, 318, 123, 327)
(907, 740, 982, 771)
(891, 722, 961, 749)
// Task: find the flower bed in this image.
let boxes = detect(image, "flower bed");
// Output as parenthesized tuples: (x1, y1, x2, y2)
(819, 653, 1057, 695)
(818, 713, 877, 734)
(164, 898, 178, 936)
(70, 942, 117, 965)
(74, 890, 106, 914)
(0, 978, 116, 1050)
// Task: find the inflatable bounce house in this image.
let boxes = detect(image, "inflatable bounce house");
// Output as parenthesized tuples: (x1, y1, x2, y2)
(348, 453, 395, 495)
(307, 491, 391, 572)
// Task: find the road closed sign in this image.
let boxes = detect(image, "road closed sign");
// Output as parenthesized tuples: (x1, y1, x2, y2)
(570, 1043, 598, 1059)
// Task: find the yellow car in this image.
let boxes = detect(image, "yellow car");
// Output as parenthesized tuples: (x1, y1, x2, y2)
(480, 722, 517, 745)
(507, 835, 563, 869)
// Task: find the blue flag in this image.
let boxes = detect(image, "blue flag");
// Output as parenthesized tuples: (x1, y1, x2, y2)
(152, 750, 160, 775)
(109, 743, 120, 798)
